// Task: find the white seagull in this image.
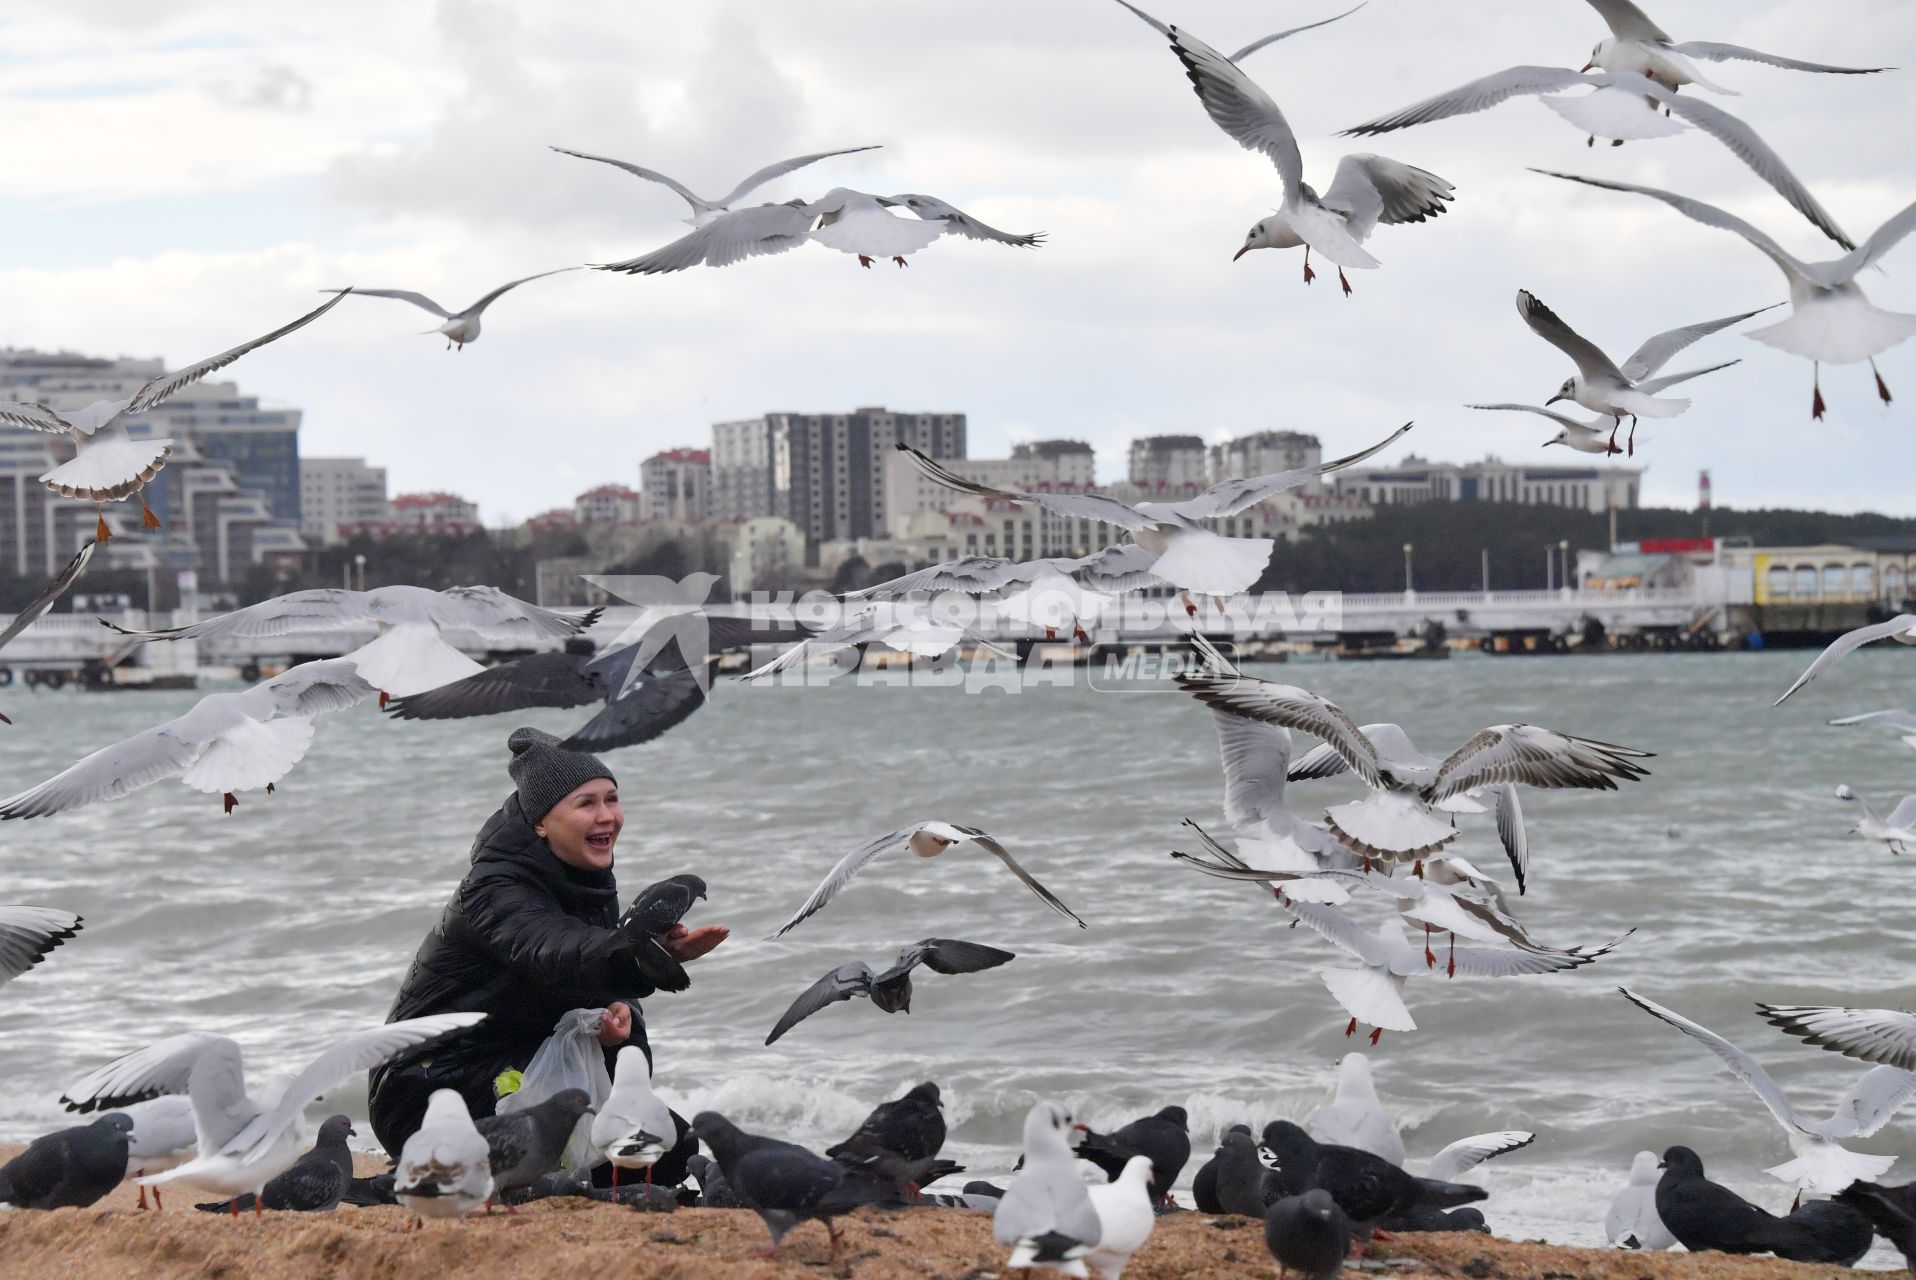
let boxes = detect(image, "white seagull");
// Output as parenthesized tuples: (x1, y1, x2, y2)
(897, 423, 1411, 600)
(550, 143, 880, 225)
(737, 601, 1012, 681)
(845, 549, 1151, 640)
(1606, 1150, 1677, 1250)
(0, 905, 82, 986)
(1110, 0, 1454, 292)
(995, 1102, 1103, 1277)
(591, 1045, 677, 1192)
(106, 584, 599, 704)
(769, 820, 1086, 937)
(1306, 1052, 1404, 1165)
(1834, 784, 1916, 856)
(1536, 167, 1916, 419)
(1774, 615, 1916, 705)
(1760, 1003, 1916, 1073)
(1620, 987, 1916, 1196)
(322, 269, 578, 350)
(0, 538, 98, 723)
(1516, 290, 1694, 454)
(0, 658, 374, 819)
(880, 194, 1046, 251)
(60, 1013, 486, 1212)
(1578, 0, 1892, 91)
(596, 199, 818, 274)
(0, 293, 349, 540)
(118, 1095, 198, 1211)
(1828, 709, 1916, 755)
(393, 1088, 495, 1225)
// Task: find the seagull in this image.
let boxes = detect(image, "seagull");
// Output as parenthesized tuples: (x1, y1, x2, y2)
(1306, 1053, 1404, 1165)
(1828, 709, 1916, 754)
(0, 906, 82, 986)
(1620, 987, 1916, 1195)
(880, 194, 1046, 250)
(591, 1046, 677, 1192)
(59, 1013, 486, 1212)
(1834, 784, 1916, 855)
(0, 293, 348, 540)
(549, 143, 880, 225)
(804, 187, 950, 268)
(105, 584, 600, 704)
(1515, 290, 1693, 454)
(118, 1095, 198, 1211)
(1579, 0, 1893, 90)
(1110, 0, 1454, 292)
(321, 269, 578, 350)
(996, 1102, 1103, 1277)
(1607, 1150, 1678, 1249)
(737, 601, 1011, 681)
(770, 821, 1085, 936)
(595, 199, 819, 274)
(1468, 364, 1740, 454)
(0, 538, 97, 724)
(1176, 663, 1652, 863)
(1759, 1003, 1916, 1072)
(1535, 168, 1916, 419)
(0, 658, 374, 818)
(896, 422, 1411, 599)
(764, 939, 1015, 1044)
(394, 1088, 494, 1224)
(845, 550, 1146, 641)
(1285, 901, 1622, 1042)
(1774, 616, 1916, 705)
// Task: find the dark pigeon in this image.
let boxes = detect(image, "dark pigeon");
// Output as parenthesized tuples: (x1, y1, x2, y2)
(1077, 1106, 1191, 1204)
(194, 1114, 356, 1213)
(827, 1081, 946, 1164)
(764, 939, 1015, 1045)
(1772, 1199, 1875, 1266)
(1194, 1123, 1252, 1214)
(477, 1088, 594, 1198)
(1839, 1179, 1916, 1267)
(0, 1113, 133, 1209)
(1651, 1146, 1843, 1259)
(341, 1171, 397, 1206)
(1265, 1189, 1353, 1280)
(618, 874, 708, 993)
(1212, 1130, 1276, 1218)
(1384, 1204, 1492, 1233)
(1260, 1120, 1485, 1238)
(692, 1111, 895, 1254)
(688, 1153, 741, 1209)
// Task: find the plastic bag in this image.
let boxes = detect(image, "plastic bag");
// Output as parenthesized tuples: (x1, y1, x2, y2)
(495, 1007, 611, 1170)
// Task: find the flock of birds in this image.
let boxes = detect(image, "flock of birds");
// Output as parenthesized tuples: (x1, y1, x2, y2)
(4, 0, 1916, 1273)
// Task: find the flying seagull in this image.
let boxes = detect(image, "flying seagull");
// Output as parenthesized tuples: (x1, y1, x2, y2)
(1774, 615, 1916, 705)
(1759, 1003, 1916, 1073)
(0, 906, 83, 987)
(322, 269, 578, 350)
(0, 539, 97, 724)
(551, 143, 880, 225)
(1515, 290, 1692, 454)
(764, 939, 1015, 1044)
(1833, 784, 1916, 856)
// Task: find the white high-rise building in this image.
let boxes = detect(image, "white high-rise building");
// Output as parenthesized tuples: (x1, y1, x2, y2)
(301, 456, 390, 545)
(639, 449, 711, 522)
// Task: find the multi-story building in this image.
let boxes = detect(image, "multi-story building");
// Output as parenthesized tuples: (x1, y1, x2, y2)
(1331, 455, 1642, 513)
(575, 484, 643, 524)
(710, 418, 773, 522)
(638, 449, 711, 523)
(1127, 435, 1208, 494)
(1209, 430, 1322, 486)
(300, 456, 389, 546)
(388, 491, 482, 535)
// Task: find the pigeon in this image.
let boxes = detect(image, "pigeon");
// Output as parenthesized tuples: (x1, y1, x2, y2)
(60, 1013, 486, 1212)
(194, 1114, 356, 1213)
(687, 1153, 740, 1209)
(591, 1046, 677, 1193)
(1192, 1124, 1252, 1215)
(321, 270, 578, 350)
(394, 1089, 495, 1224)
(770, 822, 1084, 936)
(1837, 1180, 1916, 1269)
(1077, 1107, 1190, 1205)
(1834, 784, 1916, 855)
(1210, 1129, 1275, 1218)
(1775, 616, 1916, 707)
(0, 293, 347, 539)
(477, 1088, 595, 1201)
(618, 874, 709, 993)
(1772, 1199, 1876, 1266)
(0, 905, 82, 985)
(1653, 1145, 1863, 1260)
(0, 1114, 135, 1209)
(1084, 1156, 1156, 1280)
(1259, 1119, 1486, 1240)
(0, 539, 96, 723)
(550, 143, 880, 225)
(104, 585, 600, 704)
(1606, 1151, 1676, 1249)
(764, 939, 1015, 1044)
(1265, 1189, 1353, 1279)
(1759, 1002, 1916, 1070)
(1381, 1132, 1534, 1232)
(1307, 1054, 1404, 1166)
(996, 1102, 1104, 1276)
(691, 1111, 889, 1254)
(827, 1082, 946, 1164)
(1620, 987, 1916, 1194)
(341, 1172, 397, 1207)
(118, 1094, 197, 1211)
(0, 659, 375, 818)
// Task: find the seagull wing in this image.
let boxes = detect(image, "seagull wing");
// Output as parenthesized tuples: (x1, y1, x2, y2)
(1321, 157, 1454, 239)
(885, 194, 1045, 247)
(0, 540, 96, 654)
(1213, 709, 1296, 829)
(1491, 784, 1529, 895)
(596, 202, 816, 274)
(1775, 615, 1916, 705)
(1466, 403, 1593, 432)
(1425, 1132, 1535, 1183)
(957, 826, 1089, 929)
(0, 906, 82, 986)
(1229, 3, 1367, 62)
(386, 651, 602, 719)
(769, 829, 913, 938)
(1636, 358, 1743, 395)
(713, 146, 884, 209)
(1341, 66, 1595, 136)
(1066, 543, 1165, 593)
(1583, 0, 1672, 42)
(61, 1032, 248, 1137)
(1670, 42, 1893, 74)
(1427, 724, 1652, 801)
(1447, 939, 1619, 977)
(1886, 795, 1916, 831)
(548, 146, 708, 208)
(330, 289, 451, 319)
(1829, 710, 1916, 732)
(844, 556, 1034, 599)
(426, 586, 597, 639)
(257, 659, 377, 718)
(104, 589, 365, 641)
(460, 267, 581, 318)
(0, 720, 208, 819)
(127, 292, 351, 414)
(1176, 672, 1382, 787)
(765, 963, 876, 1045)
(1284, 901, 1395, 965)
(1287, 739, 1352, 782)
(1828, 199, 1916, 283)
(1758, 1004, 1916, 1072)
(1516, 291, 1626, 384)
(1532, 168, 1816, 285)
(1169, 422, 1413, 518)
(1620, 987, 1814, 1135)
(1621, 305, 1777, 381)
(894, 442, 1155, 530)
(1818, 1065, 1916, 1139)
(0, 402, 72, 434)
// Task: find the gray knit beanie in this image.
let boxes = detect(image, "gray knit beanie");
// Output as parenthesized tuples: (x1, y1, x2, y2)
(507, 727, 616, 824)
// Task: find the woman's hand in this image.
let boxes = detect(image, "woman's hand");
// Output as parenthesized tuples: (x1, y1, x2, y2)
(598, 1001, 634, 1047)
(661, 923, 729, 963)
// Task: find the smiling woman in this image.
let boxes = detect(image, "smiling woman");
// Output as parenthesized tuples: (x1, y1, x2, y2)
(365, 727, 729, 1176)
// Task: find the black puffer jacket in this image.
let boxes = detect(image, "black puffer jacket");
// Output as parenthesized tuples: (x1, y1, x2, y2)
(367, 793, 655, 1157)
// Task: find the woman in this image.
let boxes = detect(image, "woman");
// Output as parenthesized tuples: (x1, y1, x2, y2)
(368, 727, 727, 1172)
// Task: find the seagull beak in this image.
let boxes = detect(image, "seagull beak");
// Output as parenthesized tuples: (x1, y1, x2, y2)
(1545, 393, 1567, 405)
(1580, 59, 1597, 72)
(1232, 245, 1251, 262)
(1541, 439, 1559, 448)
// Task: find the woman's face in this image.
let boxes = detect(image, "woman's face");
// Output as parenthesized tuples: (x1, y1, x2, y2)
(538, 778, 622, 872)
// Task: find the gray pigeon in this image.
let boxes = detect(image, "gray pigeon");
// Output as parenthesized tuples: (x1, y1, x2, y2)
(687, 1153, 740, 1209)
(765, 939, 1015, 1044)
(477, 1088, 594, 1199)
(0, 1113, 134, 1209)
(1212, 1130, 1275, 1218)
(1193, 1123, 1252, 1214)
(194, 1114, 356, 1213)
(1265, 1189, 1353, 1279)
(691, 1111, 893, 1254)
(618, 875, 708, 993)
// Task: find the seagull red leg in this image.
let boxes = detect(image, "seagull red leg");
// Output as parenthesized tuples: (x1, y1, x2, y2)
(1873, 358, 1893, 406)
(1344, 1017, 1357, 1038)
(1813, 364, 1827, 419)
(858, 255, 874, 269)
(1302, 246, 1315, 286)
(1338, 267, 1352, 297)
(1368, 1027, 1383, 1045)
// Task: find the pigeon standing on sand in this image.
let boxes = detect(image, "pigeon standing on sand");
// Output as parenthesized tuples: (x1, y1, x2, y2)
(1838, 1181, 1916, 1269)
(1650, 1145, 1862, 1260)
(394, 1089, 495, 1224)
(828, 1082, 947, 1164)
(995, 1101, 1104, 1275)
(1307, 1053, 1405, 1166)
(691, 1111, 887, 1254)
(1193, 1124, 1252, 1214)
(119, 1094, 197, 1210)
(687, 1153, 740, 1209)
(477, 1088, 594, 1202)
(1084, 1155, 1157, 1280)
(1265, 1189, 1354, 1279)
(1077, 1107, 1191, 1204)
(194, 1115, 356, 1213)
(1213, 1130, 1278, 1217)
(1606, 1150, 1677, 1249)
(592, 1046, 677, 1193)
(1260, 1120, 1485, 1241)
(0, 1114, 135, 1209)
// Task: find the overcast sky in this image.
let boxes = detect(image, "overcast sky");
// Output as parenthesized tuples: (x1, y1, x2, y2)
(1, 0, 1911, 522)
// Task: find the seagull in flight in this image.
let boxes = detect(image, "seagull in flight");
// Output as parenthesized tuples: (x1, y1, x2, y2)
(0, 539, 97, 724)
(551, 143, 880, 225)
(1515, 290, 1696, 454)
(322, 269, 578, 350)
(1827, 710, 1916, 755)
(1834, 785, 1916, 856)
(1773, 615, 1916, 705)
(1760, 1003, 1916, 1073)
